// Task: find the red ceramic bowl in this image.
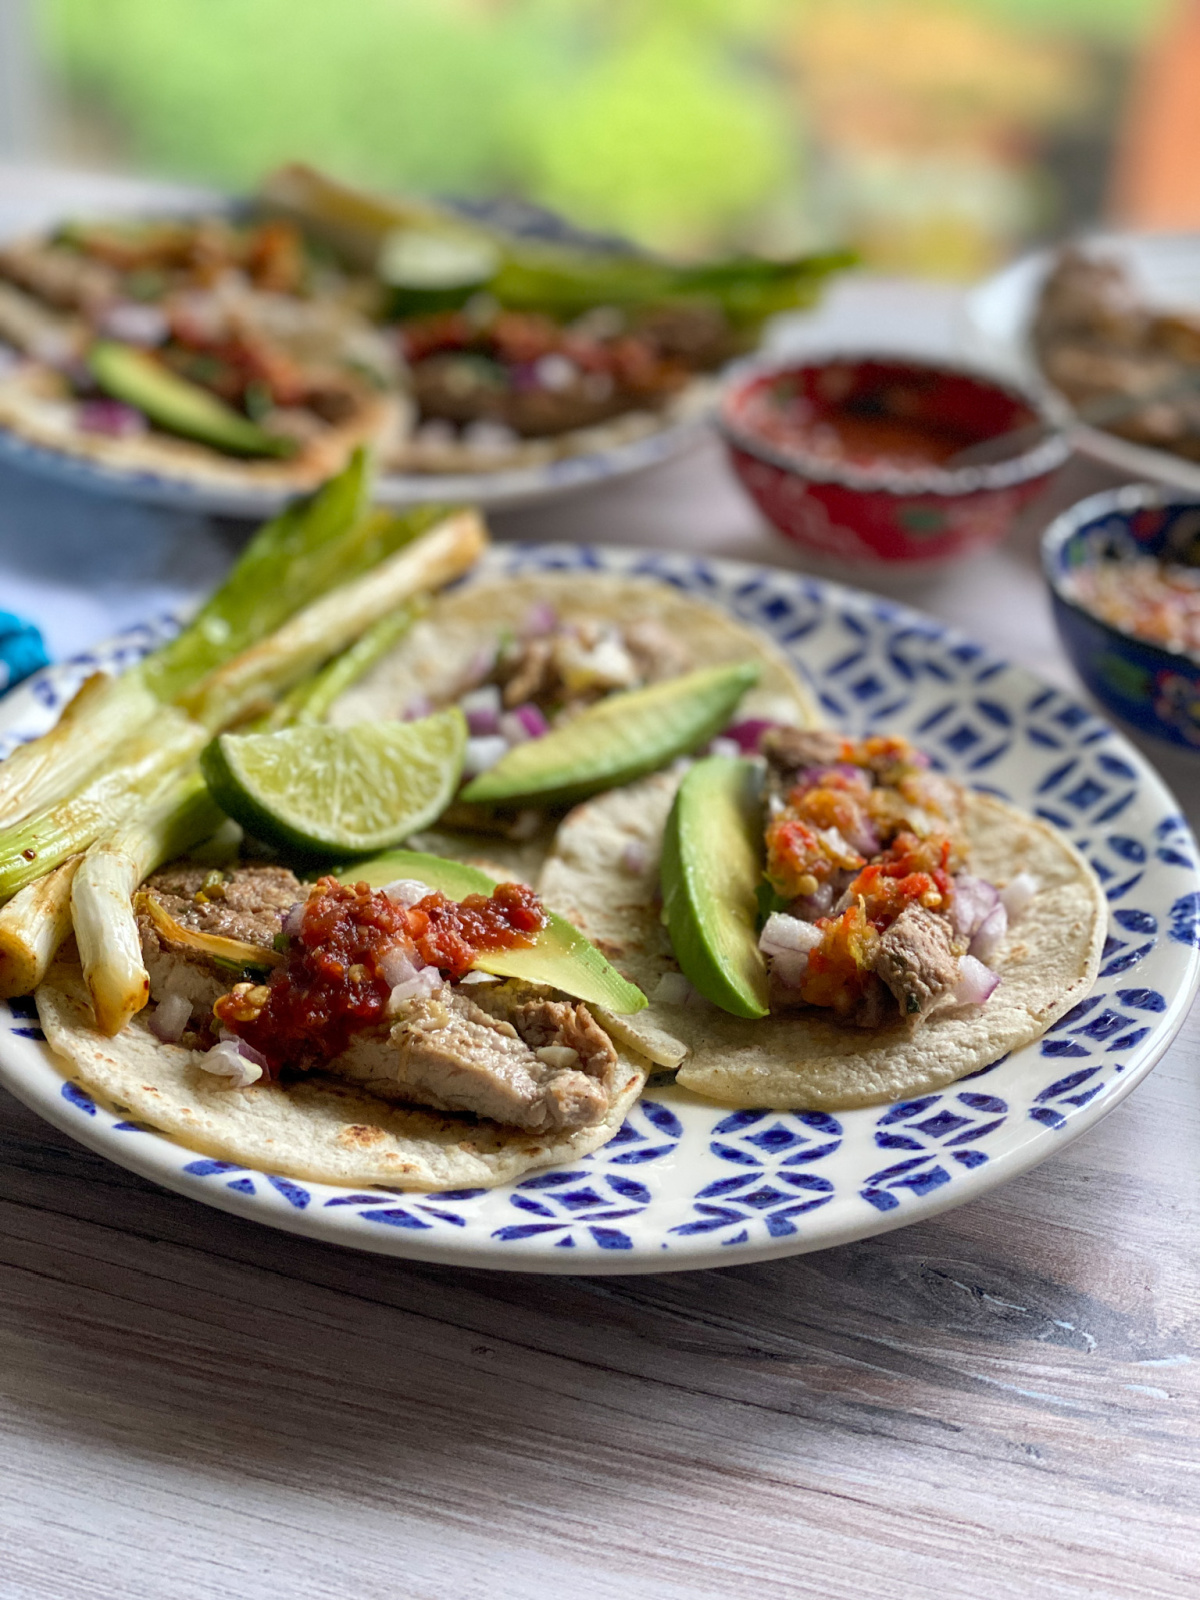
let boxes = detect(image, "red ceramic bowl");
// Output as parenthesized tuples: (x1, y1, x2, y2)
(718, 353, 1070, 565)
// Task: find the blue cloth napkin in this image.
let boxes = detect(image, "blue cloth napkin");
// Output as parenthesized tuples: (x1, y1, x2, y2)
(0, 610, 50, 695)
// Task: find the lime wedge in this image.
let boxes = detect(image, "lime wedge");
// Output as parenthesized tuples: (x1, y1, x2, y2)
(201, 709, 466, 857)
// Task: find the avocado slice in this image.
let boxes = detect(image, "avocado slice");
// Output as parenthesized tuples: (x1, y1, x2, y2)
(661, 756, 769, 1019)
(347, 846, 648, 1014)
(88, 342, 296, 458)
(460, 660, 761, 809)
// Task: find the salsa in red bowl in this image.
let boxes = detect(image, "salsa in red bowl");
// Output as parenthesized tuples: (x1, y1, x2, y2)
(718, 354, 1069, 565)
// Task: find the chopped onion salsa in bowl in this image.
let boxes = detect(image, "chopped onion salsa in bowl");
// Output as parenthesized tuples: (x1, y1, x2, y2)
(1044, 485, 1200, 750)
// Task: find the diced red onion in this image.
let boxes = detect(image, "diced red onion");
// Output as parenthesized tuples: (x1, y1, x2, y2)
(719, 718, 777, 754)
(653, 972, 694, 1006)
(380, 880, 434, 912)
(282, 901, 305, 938)
(841, 815, 880, 856)
(465, 643, 498, 684)
(951, 874, 999, 940)
(199, 1039, 263, 1087)
(464, 734, 509, 776)
(461, 684, 502, 736)
(792, 882, 835, 920)
(969, 901, 1008, 964)
(387, 967, 444, 1013)
(770, 950, 809, 989)
(98, 303, 169, 345)
(459, 970, 500, 986)
(522, 602, 558, 638)
(77, 399, 148, 438)
(379, 945, 422, 987)
(1000, 872, 1038, 921)
(759, 912, 825, 956)
(707, 737, 741, 760)
(953, 954, 999, 1006)
(509, 703, 549, 740)
(401, 694, 433, 722)
(621, 840, 649, 875)
(148, 990, 192, 1043)
(534, 353, 578, 393)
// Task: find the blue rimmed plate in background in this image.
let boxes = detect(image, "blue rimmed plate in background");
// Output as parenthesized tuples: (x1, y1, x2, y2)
(0, 545, 1196, 1273)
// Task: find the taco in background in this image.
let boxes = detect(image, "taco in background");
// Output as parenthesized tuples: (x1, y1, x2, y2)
(330, 569, 821, 873)
(537, 729, 1107, 1111)
(0, 215, 401, 496)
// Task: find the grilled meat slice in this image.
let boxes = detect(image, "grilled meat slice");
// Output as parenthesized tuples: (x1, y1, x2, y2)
(138, 862, 303, 1023)
(467, 984, 618, 1077)
(874, 904, 962, 1020)
(760, 727, 847, 808)
(329, 983, 612, 1132)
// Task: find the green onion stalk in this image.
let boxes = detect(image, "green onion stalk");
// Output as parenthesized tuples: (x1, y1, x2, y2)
(0, 858, 82, 1000)
(182, 509, 486, 731)
(0, 452, 370, 832)
(0, 457, 466, 898)
(0, 708, 208, 903)
(72, 771, 226, 1035)
(260, 162, 856, 331)
(72, 587, 435, 1034)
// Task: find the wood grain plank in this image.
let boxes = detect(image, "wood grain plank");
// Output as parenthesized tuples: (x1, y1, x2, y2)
(1, 1006, 1197, 1600)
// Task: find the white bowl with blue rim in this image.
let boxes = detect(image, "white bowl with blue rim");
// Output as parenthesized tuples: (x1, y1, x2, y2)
(0, 544, 1196, 1272)
(1043, 484, 1200, 752)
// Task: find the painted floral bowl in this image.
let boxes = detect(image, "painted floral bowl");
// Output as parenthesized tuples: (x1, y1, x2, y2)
(718, 353, 1069, 565)
(1043, 485, 1200, 753)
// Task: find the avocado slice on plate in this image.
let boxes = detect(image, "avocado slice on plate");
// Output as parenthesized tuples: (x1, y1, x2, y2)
(88, 342, 296, 458)
(349, 846, 647, 1014)
(460, 660, 761, 808)
(661, 755, 769, 1019)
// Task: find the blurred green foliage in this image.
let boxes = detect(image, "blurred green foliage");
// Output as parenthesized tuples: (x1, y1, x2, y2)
(44, 0, 804, 253)
(42, 0, 1164, 257)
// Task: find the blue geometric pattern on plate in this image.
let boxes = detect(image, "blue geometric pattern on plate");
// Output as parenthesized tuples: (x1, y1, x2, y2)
(1, 543, 1196, 1274)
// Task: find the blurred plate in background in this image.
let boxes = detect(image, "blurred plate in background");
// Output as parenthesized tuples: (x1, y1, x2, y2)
(964, 231, 1200, 495)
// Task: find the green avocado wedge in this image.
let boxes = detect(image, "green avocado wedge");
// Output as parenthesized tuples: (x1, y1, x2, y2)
(460, 660, 761, 809)
(661, 756, 769, 1020)
(349, 847, 648, 1014)
(88, 342, 296, 458)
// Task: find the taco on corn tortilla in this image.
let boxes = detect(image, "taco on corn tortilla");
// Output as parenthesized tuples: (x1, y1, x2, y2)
(537, 727, 1108, 1111)
(31, 568, 820, 1188)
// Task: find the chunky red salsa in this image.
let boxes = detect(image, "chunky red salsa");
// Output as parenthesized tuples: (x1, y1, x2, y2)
(215, 876, 545, 1074)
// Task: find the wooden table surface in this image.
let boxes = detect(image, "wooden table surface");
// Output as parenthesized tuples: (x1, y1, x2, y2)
(0, 172, 1197, 1598)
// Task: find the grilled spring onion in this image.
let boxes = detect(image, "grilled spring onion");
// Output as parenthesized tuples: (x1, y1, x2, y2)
(136, 891, 285, 973)
(184, 509, 487, 730)
(261, 162, 854, 328)
(0, 501, 476, 904)
(72, 590, 433, 1031)
(0, 709, 208, 902)
(0, 671, 158, 830)
(0, 858, 81, 1000)
(0, 454, 370, 832)
(269, 597, 427, 728)
(73, 772, 228, 1036)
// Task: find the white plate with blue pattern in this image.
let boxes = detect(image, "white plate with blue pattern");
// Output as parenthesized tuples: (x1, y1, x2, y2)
(1, 544, 1197, 1273)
